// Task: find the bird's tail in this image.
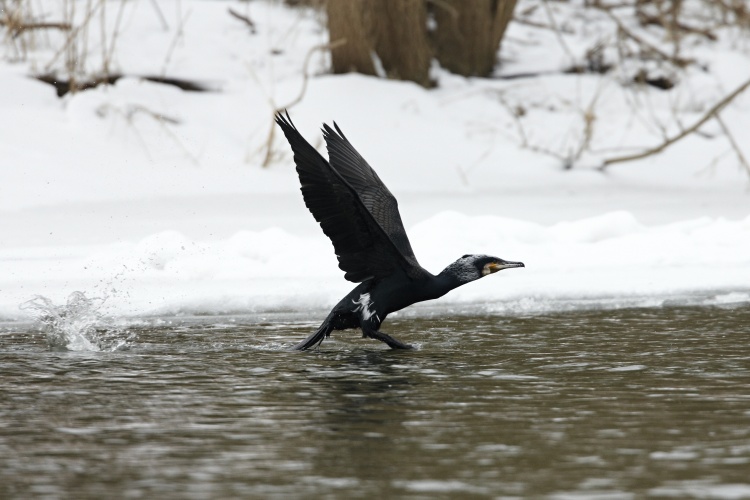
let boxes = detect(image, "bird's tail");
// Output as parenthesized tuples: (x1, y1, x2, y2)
(293, 317, 333, 351)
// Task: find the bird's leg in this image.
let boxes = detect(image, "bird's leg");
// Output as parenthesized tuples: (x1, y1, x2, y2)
(362, 326, 413, 350)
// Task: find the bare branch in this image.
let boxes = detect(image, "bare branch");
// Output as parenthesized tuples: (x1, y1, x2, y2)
(600, 77, 750, 169)
(596, 6, 693, 67)
(160, 5, 192, 78)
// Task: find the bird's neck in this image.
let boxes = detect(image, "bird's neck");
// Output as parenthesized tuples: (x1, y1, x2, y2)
(433, 270, 467, 297)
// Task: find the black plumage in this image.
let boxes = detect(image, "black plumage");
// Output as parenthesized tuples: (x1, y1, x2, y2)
(275, 111, 524, 350)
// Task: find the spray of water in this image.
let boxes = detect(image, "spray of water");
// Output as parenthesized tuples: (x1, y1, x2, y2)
(20, 292, 134, 352)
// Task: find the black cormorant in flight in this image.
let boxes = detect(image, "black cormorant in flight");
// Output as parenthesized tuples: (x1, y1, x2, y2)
(275, 111, 524, 350)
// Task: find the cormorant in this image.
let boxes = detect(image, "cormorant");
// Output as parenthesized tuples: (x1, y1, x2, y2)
(275, 111, 524, 350)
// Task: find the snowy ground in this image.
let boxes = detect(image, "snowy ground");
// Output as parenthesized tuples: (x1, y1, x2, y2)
(1, 0, 749, 321)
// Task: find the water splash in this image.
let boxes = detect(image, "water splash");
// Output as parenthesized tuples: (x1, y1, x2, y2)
(20, 292, 134, 352)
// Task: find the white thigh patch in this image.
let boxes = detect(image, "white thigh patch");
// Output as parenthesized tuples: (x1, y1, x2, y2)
(352, 293, 379, 322)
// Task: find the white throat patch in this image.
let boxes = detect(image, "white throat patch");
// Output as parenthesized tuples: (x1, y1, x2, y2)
(442, 255, 484, 283)
(352, 293, 379, 322)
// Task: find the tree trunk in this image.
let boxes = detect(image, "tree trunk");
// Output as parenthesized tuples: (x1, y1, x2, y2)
(327, 0, 432, 87)
(432, 0, 518, 77)
(327, 0, 516, 84)
(327, 0, 376, 76)
(366, 0, 432, 87)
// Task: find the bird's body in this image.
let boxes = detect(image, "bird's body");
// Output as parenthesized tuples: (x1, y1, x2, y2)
(275, 112, 523, 350)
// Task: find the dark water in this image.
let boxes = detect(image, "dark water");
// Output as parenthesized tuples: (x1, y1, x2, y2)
(1, 305, 750, 499)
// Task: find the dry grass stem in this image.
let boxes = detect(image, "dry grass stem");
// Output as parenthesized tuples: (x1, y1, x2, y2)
(44, 0, 103, 73)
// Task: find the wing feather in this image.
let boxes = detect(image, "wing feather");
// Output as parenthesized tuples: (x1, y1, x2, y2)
(322, 122, 423, 274)
(275, 112, 421, 282)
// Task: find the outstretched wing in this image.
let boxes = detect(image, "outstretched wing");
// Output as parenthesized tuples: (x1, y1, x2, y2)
(322, 122, 423, 274)
(275, 111, 425, 282)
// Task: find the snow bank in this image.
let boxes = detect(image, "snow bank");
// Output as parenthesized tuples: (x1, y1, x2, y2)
(2, 1, 750, 321)
(2, 211, 748, 321)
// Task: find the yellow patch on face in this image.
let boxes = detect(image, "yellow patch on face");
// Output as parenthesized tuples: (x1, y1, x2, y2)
(482, 262, 501, 276)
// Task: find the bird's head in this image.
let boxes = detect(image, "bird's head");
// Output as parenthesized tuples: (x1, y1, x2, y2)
(441, 254, 525, 285)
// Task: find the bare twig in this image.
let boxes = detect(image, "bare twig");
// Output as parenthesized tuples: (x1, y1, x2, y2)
(284, 38, 345, 110)
(161, 3, 192, 78)
(483, 89, 566, 163)
(637, 13, 717, 41)
(495, 92, 529, 148)
(148, 0, 169, 30)
(512, 16, 575, 34)
(260, 38, 347, 167)
(715, 113, 750, 177)
(595, 2, 638, 9)
(126, 104, 181, 125)
(569, 86, 603, 168)
(228, 7, 256, 33)
(44, 0, 103, 72)
(541, 0, 575, 64)
(600, 77, 750, 169)
(104, 0, 127, 77)
(124, 104, 198, 166)
(596, 6, 693, 67)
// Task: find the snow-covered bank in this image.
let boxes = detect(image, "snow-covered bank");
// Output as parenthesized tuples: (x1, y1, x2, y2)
(2, 1, 750, 321)
(2, 210, 748, 321)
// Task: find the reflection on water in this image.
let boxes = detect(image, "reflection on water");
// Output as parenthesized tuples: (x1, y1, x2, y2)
(1, 305, 749, 498)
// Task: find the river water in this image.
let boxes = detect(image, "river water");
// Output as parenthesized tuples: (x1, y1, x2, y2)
(1, 304, 749, 499)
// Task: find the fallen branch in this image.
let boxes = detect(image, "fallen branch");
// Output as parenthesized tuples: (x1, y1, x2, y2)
(34, 73, 214, 97)
(0, 17, 71, 36)
(599, 77, 750, 169)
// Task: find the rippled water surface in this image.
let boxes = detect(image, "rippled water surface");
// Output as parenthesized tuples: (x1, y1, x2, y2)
(2, 305, 750, 499)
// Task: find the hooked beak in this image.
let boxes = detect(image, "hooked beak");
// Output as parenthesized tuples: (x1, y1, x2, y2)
(487, 260, 525, 273)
